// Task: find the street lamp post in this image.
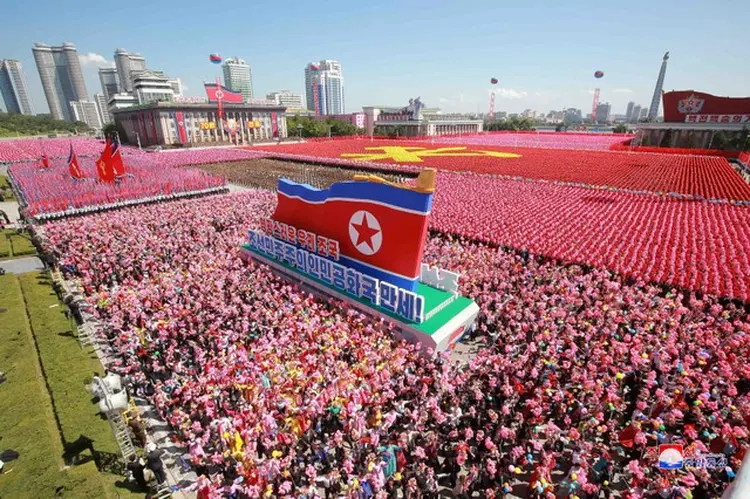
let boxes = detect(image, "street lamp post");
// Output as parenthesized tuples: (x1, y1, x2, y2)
(297, 124, 303, 141)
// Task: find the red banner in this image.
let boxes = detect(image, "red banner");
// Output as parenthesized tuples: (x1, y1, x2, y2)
(149, 113, 158, 143)
(313, 80, 320, 116)
(271, 112, 279, 138)
(663, 90, 750, 123)
(175, 112, 188, 144)
(139, 112, 149, 146)
(685, 114, 750, 124)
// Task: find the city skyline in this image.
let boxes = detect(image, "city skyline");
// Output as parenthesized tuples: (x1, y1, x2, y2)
(1, 0, 749, 117)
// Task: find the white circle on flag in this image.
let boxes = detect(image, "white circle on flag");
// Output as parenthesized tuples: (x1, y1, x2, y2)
(348, 210, 382, 256)
(215, 89, 224, 99)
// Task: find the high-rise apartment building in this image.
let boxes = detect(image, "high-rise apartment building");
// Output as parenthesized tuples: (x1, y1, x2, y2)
(304, 60, 344, 115)
(32, 42, 88, 121)
(630, 104, 643, 123)
(305, 63, 320, 113)
(98, 67, 120, 102)
(266, 90, 304, 110)
(222, 57, 253, 102)
(625, 101, 635, 122)
(0, 59, 33, 115)
(69, 100, 102, 129)
(94, 93, 112, 125)
(595, 102, 611, 123)
(114, 48, 147, 93)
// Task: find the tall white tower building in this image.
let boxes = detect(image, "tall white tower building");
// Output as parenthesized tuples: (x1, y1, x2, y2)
(304, 59, 344, 115)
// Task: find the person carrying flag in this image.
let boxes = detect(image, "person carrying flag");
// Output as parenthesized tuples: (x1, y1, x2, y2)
(95, 139, 115, 182)
(68, 143, 85, 179)
(110, 137, 126, 179)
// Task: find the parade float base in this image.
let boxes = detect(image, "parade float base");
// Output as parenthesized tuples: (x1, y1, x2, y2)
(240, 244, 479, 352)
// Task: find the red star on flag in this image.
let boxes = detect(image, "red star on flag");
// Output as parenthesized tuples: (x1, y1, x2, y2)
(352, 215, 380, 251)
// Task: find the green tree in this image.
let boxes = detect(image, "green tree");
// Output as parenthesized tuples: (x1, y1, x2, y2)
(286, 115, 361, 138)
(613, 124, 629, 133)
(102, 123, 118, 141)
(0, 112, 91, 138)
(484, 116, 535, 132)
(711, 131, 728, 150)
(659, 129, 673, 147)
(728, 127, 749, 151)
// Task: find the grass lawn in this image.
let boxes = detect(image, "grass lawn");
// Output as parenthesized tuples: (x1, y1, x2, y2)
(9, 232, 36, 256)
(0, 274, 108, 497)
(0, 229, 37, 259)
(18, 272, 120, 459)
(0, 173, 15, 201)
(0, 272, 143, 498)
(0, 230, 9, 258)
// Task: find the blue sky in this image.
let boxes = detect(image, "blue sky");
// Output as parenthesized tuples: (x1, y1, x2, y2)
(2, 0, 749, 116)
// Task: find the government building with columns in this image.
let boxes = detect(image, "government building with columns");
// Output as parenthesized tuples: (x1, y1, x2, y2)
(112, 101, 288, 147)
(362, 98, 483, 137)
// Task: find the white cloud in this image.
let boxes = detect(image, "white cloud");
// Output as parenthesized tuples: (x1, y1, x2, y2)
(613, 88, 634, 93)
(79, 52, 112, 67)
(495, 88, 528, 100)
(439, 97, 453, 104)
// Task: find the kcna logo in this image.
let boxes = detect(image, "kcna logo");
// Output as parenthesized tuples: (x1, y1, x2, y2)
(678, 94, 705, 114)
(658, 444, 683, 470)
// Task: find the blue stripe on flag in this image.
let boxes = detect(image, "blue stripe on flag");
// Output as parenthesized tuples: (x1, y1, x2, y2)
(278, 179, 432, 214)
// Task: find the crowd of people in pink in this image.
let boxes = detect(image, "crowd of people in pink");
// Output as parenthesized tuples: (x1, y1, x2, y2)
(8, 157, 226, 216)
(40, 190, 750, 498)
(0, 137, 141, 162)
(1, 139, 291, 217)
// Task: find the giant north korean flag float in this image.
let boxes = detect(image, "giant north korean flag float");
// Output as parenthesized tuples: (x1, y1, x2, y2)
(241, 169, 479, 352)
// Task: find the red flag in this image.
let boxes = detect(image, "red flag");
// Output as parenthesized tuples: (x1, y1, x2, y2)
(205, 78, 243, 104)
(67, 144, 84, 179)
(42, 153, 51, 168)
(110, 139, 125, 178)
(96, 139, 115, 182)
